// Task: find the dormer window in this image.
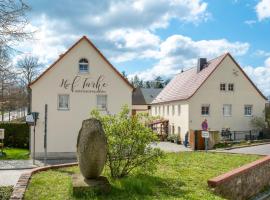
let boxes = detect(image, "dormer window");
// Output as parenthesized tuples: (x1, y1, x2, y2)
(79, 58, 89, 73)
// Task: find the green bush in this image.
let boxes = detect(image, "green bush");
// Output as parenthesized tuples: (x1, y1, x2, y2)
(90, 105, 163, 179)
(0, 123, 29, 149)
(0, 186, 13, 200)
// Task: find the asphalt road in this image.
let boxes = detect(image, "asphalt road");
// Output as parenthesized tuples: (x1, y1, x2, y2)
(221, 144, 270, 155)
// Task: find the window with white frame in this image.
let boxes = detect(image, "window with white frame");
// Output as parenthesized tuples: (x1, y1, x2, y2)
(172, 105, 175, 116)
(162, 105, 165, 116)
(158, 106, 161, 115)
(228, 83, 234, 91)
(201, 104, 210, 116)
(178, 105, 181, 116)
(97, 95, 107, 110)
(244, 105, 253, 116)
(79, 58, 89, 73)
(167, 105, 169, 115)
(172, 125, 175, 134)
(223, 104, 232, 116)
(58, 94, 69, 110)
(220, 83, 226, 91)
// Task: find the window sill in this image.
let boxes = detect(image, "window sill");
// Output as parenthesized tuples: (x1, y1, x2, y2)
(78, 71, 89, 74)
(58, 108, 70, 111)
(244, 115, 252, 117)
(223, 115, 232, 117)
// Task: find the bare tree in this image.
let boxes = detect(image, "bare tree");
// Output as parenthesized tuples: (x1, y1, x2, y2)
(0, 0, 31, 47)
(17, 55, 41, 112)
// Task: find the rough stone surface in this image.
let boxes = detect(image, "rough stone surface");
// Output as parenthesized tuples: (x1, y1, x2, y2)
(77, 118, 107, 179)
(208, 156, 270, 200)
(72, 173, 111, 194)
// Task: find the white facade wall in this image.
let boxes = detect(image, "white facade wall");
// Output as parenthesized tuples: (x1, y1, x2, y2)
(189, 56, 266, 132)
(151, 101, 189, 140)
(151, 55, 267, 141)
(30, 38, 133, 158)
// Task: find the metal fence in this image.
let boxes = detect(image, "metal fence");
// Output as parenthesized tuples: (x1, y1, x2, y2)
(221, 130, 261, 141)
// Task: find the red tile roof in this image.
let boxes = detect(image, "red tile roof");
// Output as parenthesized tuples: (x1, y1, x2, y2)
(29, 36, 134, 89)
(152, 53, 267, 104)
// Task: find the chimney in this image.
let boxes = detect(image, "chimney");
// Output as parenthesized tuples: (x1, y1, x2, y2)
(197, 58, 207, 73)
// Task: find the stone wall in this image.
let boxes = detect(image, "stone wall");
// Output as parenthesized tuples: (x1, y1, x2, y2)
(208, 156, 270, 200)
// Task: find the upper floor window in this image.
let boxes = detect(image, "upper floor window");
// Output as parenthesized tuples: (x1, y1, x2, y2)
(201, 104, 210, 116)
(220, 83, 226, 91)
(79, 58, 89, 73)
(58, 94, 69, 110)
(97, 95, 107, 110)
(244, 105, 253, 116)
(223, 104, 232, 116)
(228, 83, 234, 91)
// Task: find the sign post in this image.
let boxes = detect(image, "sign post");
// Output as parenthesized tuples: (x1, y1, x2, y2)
(201, 131, 209, 151)
(26, 112, 39, 165)
(44, 104, 48, 166)
(0, 129, 4, 156)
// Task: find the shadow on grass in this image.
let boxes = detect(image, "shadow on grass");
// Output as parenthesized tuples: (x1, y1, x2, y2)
(72, 174, 188, 200)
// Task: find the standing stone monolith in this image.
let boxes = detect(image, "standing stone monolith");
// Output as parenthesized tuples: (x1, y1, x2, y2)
(76, 118, 107, 179)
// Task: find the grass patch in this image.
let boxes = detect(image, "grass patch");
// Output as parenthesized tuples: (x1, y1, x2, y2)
(0, 148, 29, 160)
(0, 186, 13, 200)
(24, 152, 261, 200)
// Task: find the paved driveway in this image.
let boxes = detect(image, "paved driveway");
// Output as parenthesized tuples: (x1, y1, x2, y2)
(220, 144, 270, 156)
(0, 169, 29, 186)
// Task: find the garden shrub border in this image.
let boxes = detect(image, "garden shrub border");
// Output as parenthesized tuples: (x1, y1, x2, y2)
(10, 162, 78, 200)
(0, 123, 30, 149)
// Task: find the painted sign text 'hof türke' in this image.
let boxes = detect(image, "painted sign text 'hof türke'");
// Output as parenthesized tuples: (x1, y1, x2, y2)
(60, 75, 108, 93)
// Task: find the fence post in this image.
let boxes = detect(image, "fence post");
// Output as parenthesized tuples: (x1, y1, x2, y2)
(249, 130, 252, 141)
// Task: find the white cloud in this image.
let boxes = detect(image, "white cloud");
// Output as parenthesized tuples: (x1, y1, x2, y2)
(253, 50, 270, 57)
(13, 15, 80, 65)
(15, 0, 209, 66)
(105, 29, 161, 62)
(130, 35, 250, 80)
(256, 0, 270, 21)
(244, 20, 256, 26)
(82, 0, 209, 30)
(244, 57, 270, 96)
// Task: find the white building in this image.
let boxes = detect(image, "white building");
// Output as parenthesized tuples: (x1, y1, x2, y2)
(151, 53, 267, 141)
(29, 36, 133, 158)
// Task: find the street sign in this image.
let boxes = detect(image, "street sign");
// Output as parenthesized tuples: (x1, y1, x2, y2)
(201, 131, 210, 138)
(0, 129, 4, 139)
(26, 114, 35, 125)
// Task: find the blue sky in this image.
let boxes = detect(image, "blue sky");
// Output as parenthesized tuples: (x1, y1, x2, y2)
(16, 0, 270, 96)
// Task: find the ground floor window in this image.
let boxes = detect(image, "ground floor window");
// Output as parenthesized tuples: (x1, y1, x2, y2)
(244, 105, 253, 116)
(97, 95, 107, 110)
(223, 104, 232, 116)
(58, 94, 69, 110)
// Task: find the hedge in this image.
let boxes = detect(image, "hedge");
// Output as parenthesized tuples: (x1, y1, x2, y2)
(0, 123, 29, 149)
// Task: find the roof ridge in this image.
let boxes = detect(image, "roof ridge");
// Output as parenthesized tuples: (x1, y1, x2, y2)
(175, 53, 228, 75)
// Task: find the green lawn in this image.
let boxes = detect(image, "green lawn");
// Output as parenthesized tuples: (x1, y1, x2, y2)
(24, 152, 261, 200)
(0, 148, 29, 160)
